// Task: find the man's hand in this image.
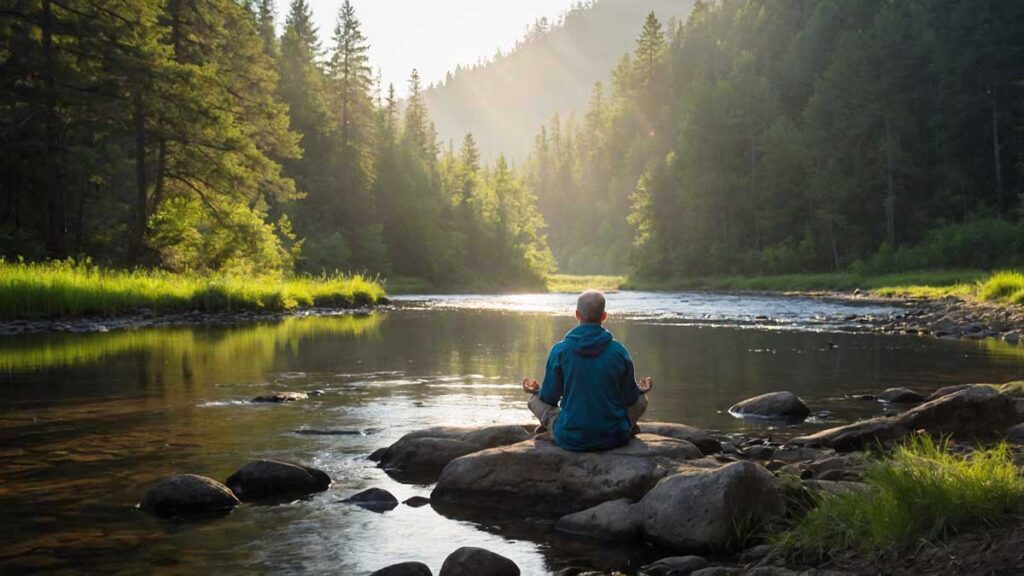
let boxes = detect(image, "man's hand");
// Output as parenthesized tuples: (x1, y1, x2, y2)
(522, 378, 540, 394)
(638, 376, 654, 394)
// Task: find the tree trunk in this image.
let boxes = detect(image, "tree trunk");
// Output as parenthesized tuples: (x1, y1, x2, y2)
(41, 0, 67, 257)
(129, 89, 147, 264)
(991, 88, 1003, 204)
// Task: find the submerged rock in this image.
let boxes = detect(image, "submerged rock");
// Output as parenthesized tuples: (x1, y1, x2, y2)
(376, 425, 532, 480)
(638, 422, 722, 455)
(340, 487, 399, 512)
(555, 498, 641, 541)
(432, 434, 703, 514)
(252, 391, 308, 403)
(640, 555, 709, 576)
(789, 385, 1018, 450)
(403, 496, 431, 507)
(638, 461, 784, 551)
(878, 387, 926, 403)
(225, 460, 330, 502)
(369, 562, 432, 576)
(439, 547, 520, 576)
(728, 392, 810, 421)
(138, 474, 240, 518)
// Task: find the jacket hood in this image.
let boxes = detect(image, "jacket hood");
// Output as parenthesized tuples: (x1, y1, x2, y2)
(564, 323, 613, 358)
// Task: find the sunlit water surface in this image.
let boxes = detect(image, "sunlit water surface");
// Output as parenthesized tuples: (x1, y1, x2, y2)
(2, 292, 1023, 574)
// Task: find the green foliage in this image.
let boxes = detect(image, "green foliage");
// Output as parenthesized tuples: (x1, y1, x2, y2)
(978, 271, 1024, 305)
(0, 260, 385, 319)
(779, 436, 1024, 557)
(545, 274, 625, 293)
(526, 0, 1024, 279)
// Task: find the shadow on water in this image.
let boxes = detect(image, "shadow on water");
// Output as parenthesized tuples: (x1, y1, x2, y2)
(0, 297, 1022, 574)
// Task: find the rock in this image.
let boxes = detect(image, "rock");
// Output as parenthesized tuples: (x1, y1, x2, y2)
(802, 480, 870, 496)
(367, 447, 387, 462)
(432, 435, 704, 514)
(369, 562, 432, 576)
(252, 391, 308, 403)
(747, 569, 799, 576)
(691, 568, 743, 576)
(403, 496, 431, 507)
(555, 498, 641, 541)
(803, 453, 869, 480)
(376, 425, 532, 480)
(770, 446, 835, 464)
(640, 555, 709, 575)
(224, 460, 330, 502)
(340, 488, 399, 512)
(1005, 423, 1024, 443)
(877, 387, 926, 403)
(439, 547, 519, 576)
(998, 381, 1024, 398)
(293, 429, 364, 436)
(1005, 332, 1021, 345)
(639, 461, 785, 551)
(728, 392, 810, 421)
(789, 385, 1018, 450)
(929, 316, 961, 336)
(138, 474, 240, 518)
(927, 384, 975, 401)
(739, 544, 774, 564)
(740, 445, 774, 460)
(639, 422, 722, 455)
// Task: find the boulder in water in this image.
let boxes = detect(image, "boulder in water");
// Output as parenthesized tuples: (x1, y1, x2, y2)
(432, 434, 704, 514)
(640, 555, 710, 576)
(728, 392, 810, 421)
(225, 460, 330, 502)
(639, 461, 785, 551)
(878, 387, 926, 403)
(252, 391, 308, 403)
(341, 487, 399, 512)
(369, 562, 432, 576)
(376, 425, 532, 481)
(439, 547, 519, 576)
(555, 498, 641, 541)
(138, 474, 240, 518)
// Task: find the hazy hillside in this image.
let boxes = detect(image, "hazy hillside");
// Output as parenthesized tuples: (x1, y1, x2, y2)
(423, 0, 695, 160)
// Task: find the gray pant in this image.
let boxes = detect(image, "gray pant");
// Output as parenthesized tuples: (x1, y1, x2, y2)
(528, 393, 648, 433)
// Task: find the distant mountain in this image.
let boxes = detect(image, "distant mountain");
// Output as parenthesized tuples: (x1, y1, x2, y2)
(423, 0, 695, 160)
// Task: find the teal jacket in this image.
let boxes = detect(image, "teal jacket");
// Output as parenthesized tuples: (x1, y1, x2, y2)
(538, 323, 641, 451)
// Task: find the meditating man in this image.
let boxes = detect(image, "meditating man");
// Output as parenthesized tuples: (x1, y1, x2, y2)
(522, 289, 653, 451)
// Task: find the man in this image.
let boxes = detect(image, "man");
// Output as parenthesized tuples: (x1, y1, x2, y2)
(522, 290, 653, 451)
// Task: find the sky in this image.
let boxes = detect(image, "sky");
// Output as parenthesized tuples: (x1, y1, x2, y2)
(304, 0, 579, 96)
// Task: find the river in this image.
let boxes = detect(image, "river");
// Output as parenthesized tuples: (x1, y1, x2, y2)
(1, 292, 1022, 574)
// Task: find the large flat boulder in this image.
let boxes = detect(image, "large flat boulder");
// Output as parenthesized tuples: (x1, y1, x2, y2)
(138, 474, 240, 518)
(638, 422, 722, 455)
(638, 461, 784, 551)
(432, 434, 704, 514)
(376, 425, 532, 481)
(440, 547, 519, 576)
(728, 392, 810, 421)
(789, 385, 1018, 450)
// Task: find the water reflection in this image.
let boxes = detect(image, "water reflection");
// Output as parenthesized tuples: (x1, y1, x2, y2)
(0, 301, 1022, 574)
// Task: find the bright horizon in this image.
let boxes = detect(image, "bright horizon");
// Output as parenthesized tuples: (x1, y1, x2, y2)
(305, 0, 579, 96)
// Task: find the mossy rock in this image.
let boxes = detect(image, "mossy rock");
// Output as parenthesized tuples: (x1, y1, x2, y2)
(998, 381, 1024, 398)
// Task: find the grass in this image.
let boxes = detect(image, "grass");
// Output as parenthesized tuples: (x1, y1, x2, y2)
(545, 274, 626, 293)
(779, 435, 1024, 557)
(0, 259, 387, 319)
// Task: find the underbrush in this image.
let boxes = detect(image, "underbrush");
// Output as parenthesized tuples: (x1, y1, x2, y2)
(0, 259, 386, 319)
(778, 435, 1024, 558)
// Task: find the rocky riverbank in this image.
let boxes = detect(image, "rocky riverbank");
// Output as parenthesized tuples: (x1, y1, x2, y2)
(355, 382, 1024, 575)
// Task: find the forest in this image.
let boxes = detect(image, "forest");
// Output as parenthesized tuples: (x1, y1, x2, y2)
(527, 0, 1024, 277)
(2, 0, 1023, 288)
(0, 0, 554, 290)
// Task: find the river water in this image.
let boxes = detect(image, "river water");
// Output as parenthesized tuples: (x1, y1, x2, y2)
(1, 292, 1022, 574)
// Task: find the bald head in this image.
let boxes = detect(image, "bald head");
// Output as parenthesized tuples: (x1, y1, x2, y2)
(576, 290, 607, 324)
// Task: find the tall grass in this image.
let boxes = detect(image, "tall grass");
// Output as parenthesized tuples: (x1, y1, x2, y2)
(545, 274, 626, 293)
(779, 435, 1024, 557)
(977, 271, 1024, 304)
(0, 260, 387, 319)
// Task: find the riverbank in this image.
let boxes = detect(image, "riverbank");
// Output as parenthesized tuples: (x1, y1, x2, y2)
(0, 261, 387, 320)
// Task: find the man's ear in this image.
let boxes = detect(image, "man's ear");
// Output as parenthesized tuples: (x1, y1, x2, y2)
(575, 310, 582, 321)
(600, 311, 608, 323)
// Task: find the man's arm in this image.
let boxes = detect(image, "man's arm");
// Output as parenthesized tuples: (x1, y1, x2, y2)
(620, 349, 653, 404)
(537, 346, 563, 406)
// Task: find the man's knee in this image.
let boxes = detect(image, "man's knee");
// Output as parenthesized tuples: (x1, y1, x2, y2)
(528, 394, 559, 430)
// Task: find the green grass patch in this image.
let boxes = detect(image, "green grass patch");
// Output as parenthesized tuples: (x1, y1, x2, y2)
(977, 271, 1024, 304)
(0, 259, 387, 319)
(779, 435, 1024, 557)
(545, 274, 626, 293)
